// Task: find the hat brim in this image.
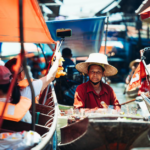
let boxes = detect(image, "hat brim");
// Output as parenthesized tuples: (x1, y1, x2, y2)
(76, 62, 118, 76)
(129, 59, 141, 68)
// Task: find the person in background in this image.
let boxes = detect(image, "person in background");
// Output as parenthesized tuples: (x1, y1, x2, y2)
(62, 48, 75, 71)
(5, 51, 61, 103)
(125, 59, 141, 84)
(0, 66, 31, 123)
(74, 53, 121, 110)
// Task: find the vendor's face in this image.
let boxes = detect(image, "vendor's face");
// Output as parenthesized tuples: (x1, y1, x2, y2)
(88, 65, 103, 83)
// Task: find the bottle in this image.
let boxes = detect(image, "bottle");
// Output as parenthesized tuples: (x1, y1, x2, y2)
(100, 101, 108, 108)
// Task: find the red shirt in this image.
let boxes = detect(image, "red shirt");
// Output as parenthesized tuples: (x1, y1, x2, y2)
(74, 81, 120, 109)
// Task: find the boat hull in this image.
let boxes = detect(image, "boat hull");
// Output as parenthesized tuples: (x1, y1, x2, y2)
(126, 87, 139, 98)
(59, 117, 150, 150)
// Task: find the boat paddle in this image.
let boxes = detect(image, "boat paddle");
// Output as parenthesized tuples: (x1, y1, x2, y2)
(120, 99, 136, 105)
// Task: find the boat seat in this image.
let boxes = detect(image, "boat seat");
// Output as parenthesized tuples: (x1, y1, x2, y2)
(30, 103, 54, 116)
(2, 119, 49, 136)
(0, 128, 14, 133)
(30, 112, 53, 127)
(38, 87, 52, 104)
(45, 97, 54, 107)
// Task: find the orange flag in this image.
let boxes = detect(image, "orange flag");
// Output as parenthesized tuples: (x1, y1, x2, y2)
(128, 61, 146, 91)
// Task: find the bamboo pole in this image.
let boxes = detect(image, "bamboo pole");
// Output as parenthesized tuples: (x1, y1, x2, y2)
(121, 99, 135, 105)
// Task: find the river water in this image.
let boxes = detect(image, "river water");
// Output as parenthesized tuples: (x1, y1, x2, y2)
(110, 82, 134, 103)
(110, 83, 142, 115)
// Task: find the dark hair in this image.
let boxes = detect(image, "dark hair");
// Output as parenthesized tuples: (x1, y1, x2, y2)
(88, 64, 105, 73)
(62, 48, 72, 57)
(0, 82, 21, 104)
(5, 58, 23, 74)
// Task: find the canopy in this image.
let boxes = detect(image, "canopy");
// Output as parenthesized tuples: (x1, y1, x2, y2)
(0, 0, 56, 44)
(135, 0, 150, 14)
(46, 17, 106, 57)
(135, 0, 150, 23)
(140, 7, 150, 23)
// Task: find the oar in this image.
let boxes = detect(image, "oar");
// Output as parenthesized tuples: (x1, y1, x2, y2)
(120, 99, 136, 105)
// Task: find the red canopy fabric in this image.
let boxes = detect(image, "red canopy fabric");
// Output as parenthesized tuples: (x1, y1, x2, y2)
(0, 0, 56, 44)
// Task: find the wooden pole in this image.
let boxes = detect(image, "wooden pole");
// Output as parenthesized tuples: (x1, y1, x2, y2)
(104, 16, 109, 54)
(120, 99, 135, 105)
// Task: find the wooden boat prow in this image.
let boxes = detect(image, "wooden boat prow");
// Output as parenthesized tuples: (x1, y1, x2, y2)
(60, 117, 89, 144)
(59, 115, 150, 150)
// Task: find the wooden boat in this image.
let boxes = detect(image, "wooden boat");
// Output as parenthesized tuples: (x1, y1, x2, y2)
(125, 84, 139, 98)
(0, 0, 59, 149)
(1, 83, 58, 150)
(59, 115, 150, 150)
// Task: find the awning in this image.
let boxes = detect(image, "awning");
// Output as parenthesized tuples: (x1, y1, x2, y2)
(135, 0, 150, 14)
(46, 17, 106, 57)
(0, 0, 56, 44)
(140, 7, 150, 23)
(135, 0, 150, 23)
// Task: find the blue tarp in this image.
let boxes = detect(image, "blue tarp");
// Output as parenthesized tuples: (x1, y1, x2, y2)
(46, 17, 106, 57)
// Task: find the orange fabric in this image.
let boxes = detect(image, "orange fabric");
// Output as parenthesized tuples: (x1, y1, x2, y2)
(0, 96, 31, 122)
(128, 61, 146, 91)
(41, 69, 47, 75)
(18, 79, 34, 89)
(18, 79, 39, 104)
(0, 0, 56, 44)
(74, 81, 121, 109)
(99, 46, 113, 54)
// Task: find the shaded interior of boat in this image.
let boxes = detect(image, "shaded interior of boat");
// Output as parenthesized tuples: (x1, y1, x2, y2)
(0, 83, 58, 150)
(59, 116, 150, 150)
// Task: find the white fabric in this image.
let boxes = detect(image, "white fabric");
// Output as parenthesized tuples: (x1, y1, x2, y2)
(0, 130, 41, 150)
(20, 79, 43, 99)
(0, 60, 5, 66)
(20, 79, 43, 123)
(21, 110, 32, 124)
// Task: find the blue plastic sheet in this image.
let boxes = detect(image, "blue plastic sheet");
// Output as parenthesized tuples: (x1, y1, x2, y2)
(46, 17, 106, 57)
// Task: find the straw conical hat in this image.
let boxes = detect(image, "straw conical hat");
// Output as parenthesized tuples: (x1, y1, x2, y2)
(129, 59, 141, 68)
(76, 53, 118, 76)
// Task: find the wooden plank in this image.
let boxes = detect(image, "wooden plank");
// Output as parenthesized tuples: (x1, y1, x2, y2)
(30, 112, 53, 127)
(30, 103, 54, 115)
(60, 118, 89, 144)
(2, 120, 49, 136)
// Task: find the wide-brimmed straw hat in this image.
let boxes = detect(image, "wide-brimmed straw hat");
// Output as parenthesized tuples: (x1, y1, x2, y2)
(129, 59, 141, 68)
(76, 53, 118, 76)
